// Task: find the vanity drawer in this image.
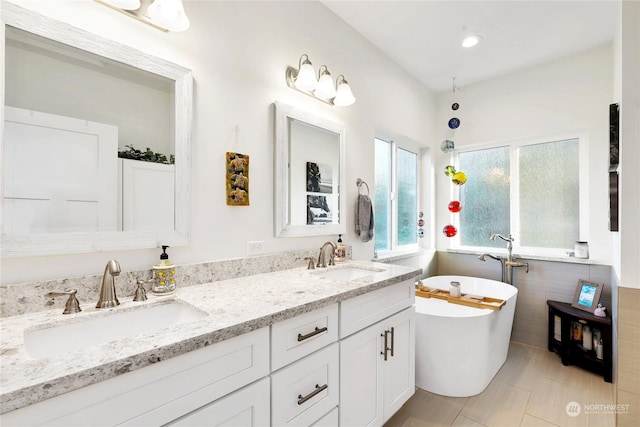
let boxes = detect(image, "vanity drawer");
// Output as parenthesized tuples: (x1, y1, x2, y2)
(271, 343, 339, 427)
(271, 303, 338, 370)
(340, 279, 414, 338)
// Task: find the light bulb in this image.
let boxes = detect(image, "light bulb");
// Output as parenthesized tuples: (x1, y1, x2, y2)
(294, 60, 318, 92)
(314, 69, 336, 100)
(333, 78, 355, 106)
(148, 0, 190, 32)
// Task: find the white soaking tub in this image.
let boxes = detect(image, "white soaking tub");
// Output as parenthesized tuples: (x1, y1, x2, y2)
(415, 275, 518, 397)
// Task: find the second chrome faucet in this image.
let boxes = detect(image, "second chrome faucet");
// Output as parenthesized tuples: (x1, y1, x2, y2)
(317, 241, 337, 268)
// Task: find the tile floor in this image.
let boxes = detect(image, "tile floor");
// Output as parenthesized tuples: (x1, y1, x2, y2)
(385, 341, 615, 427)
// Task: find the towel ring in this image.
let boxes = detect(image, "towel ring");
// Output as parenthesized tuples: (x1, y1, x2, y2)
(356, 178, 370, 195)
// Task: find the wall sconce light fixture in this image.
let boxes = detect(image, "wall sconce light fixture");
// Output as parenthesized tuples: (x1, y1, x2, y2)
(95, 0, 190, 32)
(286, 54, 355, 106)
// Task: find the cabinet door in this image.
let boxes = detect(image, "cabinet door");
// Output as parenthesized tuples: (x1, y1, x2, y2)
(167, 377, 270, 427)
(383, 307, 415, 423)
(339, 321, 384, 427)
(120, 158, 175, 232)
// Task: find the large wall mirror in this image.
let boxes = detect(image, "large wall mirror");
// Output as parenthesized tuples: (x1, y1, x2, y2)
(274, 101, 346, 237)
(1, 1, 192, 257)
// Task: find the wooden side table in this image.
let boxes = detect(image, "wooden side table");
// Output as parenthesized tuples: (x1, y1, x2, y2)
(547, 300, 612, 382)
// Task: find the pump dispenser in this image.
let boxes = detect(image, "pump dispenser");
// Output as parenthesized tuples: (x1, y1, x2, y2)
(152, 245, 176, 295)
(335, 234, 346, 262)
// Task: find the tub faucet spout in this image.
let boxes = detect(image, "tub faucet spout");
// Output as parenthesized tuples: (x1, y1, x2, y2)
(478, 253, 500, 262)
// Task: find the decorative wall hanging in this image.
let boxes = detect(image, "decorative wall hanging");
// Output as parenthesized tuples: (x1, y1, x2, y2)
(442, 78, 466, 239)
(443, 224, 457, 237)
(609, 103, 619, 171)
(226, 152, 249, 206)
(448, 201, 462, 213)
(609, 171, 619, 232)
(417, 211, 425, 238)
(441, 139, 455, 153)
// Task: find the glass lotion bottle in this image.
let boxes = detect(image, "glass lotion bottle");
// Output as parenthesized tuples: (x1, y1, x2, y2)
(153, 245, 176, 295)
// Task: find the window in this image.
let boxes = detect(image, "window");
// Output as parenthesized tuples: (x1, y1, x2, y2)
(456, 137, 580, 253)
(374, 137, 418, 253)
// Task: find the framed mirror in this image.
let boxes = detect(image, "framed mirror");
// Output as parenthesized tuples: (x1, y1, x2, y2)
(274, 101, 346, 237)
(1, 2, 192, 257)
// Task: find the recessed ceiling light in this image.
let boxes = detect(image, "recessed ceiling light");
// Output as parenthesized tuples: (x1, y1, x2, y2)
(462, 35, 482, 48)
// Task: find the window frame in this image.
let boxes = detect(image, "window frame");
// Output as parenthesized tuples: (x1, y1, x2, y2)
(374, 135, 421, 257)
(450, 131, 589, 258)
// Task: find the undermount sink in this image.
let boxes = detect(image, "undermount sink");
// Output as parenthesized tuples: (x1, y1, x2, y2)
(24, 301, 207, 359)
(313, 266, 385, 280)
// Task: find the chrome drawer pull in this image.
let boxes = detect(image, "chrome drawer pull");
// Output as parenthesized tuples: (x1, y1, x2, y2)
(297, 383, 328, 405)
(297, 326, 328, 342)
(381, 330, 389, 361)
(390, 327, 395, 357)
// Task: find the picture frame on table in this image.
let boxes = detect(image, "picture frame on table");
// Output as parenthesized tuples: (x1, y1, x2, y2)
(571, 279, 604, 314)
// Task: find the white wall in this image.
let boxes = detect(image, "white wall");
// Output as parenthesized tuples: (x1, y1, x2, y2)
(434, 44, 615, 264)
(618, 0, 640, 290)
(1, 0, 437, 284)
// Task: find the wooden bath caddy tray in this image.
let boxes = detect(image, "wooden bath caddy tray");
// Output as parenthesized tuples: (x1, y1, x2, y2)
(415, 284, 506, 311)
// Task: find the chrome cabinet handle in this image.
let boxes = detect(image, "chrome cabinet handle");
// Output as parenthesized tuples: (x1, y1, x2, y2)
(297, 383, 328, 405)
(390, 327, 395, 357)
(297, 326, 328, 342)
(381, 330, 389, 361)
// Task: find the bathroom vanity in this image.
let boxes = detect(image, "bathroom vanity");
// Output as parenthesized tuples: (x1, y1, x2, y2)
(0, 262, 419, 426)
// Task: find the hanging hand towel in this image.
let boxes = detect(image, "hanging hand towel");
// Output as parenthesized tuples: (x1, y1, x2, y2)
(355, 193, 375, 242)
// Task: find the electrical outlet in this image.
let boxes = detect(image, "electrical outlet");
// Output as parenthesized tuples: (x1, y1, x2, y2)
(247, 241, 264, 255)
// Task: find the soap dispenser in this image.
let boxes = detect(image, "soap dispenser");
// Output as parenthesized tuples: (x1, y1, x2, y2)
(152, 245, 176, 295)
(335, 234, 346, 263)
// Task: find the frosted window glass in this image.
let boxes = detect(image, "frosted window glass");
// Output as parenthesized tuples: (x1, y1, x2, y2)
(459, 146, 510, 248)
(519, 139, 579, 248)
(397, 148, 417, 246)
(374, 138, 391, 251)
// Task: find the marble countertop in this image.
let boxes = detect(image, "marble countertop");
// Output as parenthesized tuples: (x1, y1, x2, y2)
(0, 261, 420, 414)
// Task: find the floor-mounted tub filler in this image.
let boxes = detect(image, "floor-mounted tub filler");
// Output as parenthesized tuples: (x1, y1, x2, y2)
(415, 275, 518, 397)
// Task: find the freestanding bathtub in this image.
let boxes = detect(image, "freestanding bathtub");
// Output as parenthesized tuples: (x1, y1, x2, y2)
(415, 275, 518, 397)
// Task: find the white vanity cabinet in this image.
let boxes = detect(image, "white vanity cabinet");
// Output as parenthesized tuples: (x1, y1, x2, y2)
(1, 276, 418, 427)
(339, 280, 416, 427)
(1, 327, 270, 426)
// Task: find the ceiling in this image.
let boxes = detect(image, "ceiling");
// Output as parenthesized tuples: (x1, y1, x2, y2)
(321, 0, 620, 93)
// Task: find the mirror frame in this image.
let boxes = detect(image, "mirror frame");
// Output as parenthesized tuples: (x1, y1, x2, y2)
(1, 1, 192, 257)
(274, 101, 346, 237)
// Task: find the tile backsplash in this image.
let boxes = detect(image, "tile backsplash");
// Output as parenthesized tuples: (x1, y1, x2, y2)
(0, 248, 352, 317)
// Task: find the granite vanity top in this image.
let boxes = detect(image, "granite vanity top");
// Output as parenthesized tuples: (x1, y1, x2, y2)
(0, 261, 420, 414)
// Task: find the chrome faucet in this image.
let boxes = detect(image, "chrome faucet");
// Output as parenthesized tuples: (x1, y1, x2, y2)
(96, 260, 121, 308)
(317, 241, 337, 268)
(480, 234, 529, 285)
(490, 233, 514, 258)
